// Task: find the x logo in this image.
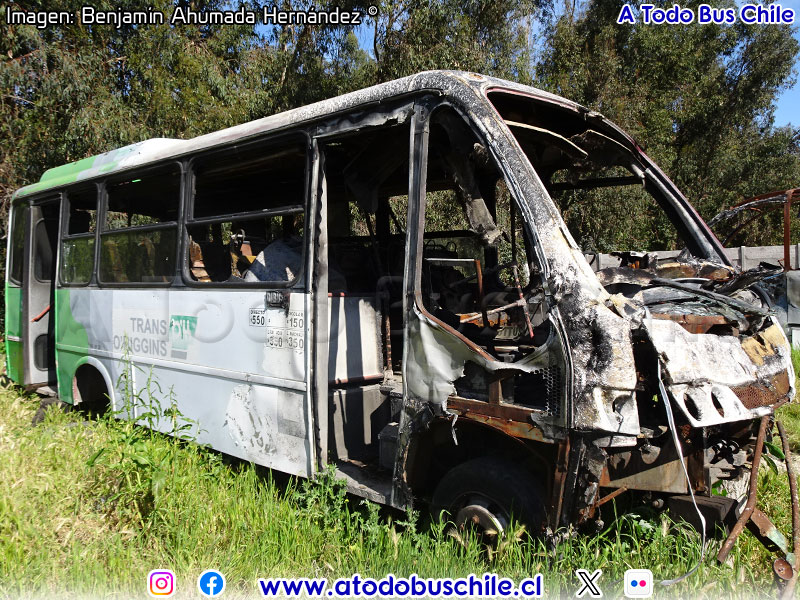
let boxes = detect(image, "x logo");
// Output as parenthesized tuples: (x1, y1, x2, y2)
(575, 569, 603, 598)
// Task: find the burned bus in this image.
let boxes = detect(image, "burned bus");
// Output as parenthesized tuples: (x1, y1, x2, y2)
(5, 71, 795, 550)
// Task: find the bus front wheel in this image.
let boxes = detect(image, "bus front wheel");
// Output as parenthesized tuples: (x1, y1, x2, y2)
(431, 456, 545, 543)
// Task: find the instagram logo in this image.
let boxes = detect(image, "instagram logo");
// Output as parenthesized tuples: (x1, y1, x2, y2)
(624, 569, 653, 598)
(148, 569, 175, 597)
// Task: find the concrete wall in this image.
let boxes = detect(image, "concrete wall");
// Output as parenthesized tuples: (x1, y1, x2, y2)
(587, 244, 797, 272)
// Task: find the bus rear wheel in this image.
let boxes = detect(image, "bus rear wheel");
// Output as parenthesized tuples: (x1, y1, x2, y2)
(430, 456, 545, 544)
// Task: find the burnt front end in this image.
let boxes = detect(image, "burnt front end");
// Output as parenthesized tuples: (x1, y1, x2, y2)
(561, 255, 795, 530)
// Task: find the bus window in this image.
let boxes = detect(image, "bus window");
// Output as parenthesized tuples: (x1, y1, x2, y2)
(105, 169, 180, 229)
(420, 108, 545, 348)
(33, 207, 59, 283)
(186, 213, 304, 283)
(66, 187, 96, 234)
(61, 187, 97, 285)
(192, 144, 306, 218)
(186, 141, 307, 285)
(99, 166, 180, 284)
(8, 204, 27, 285)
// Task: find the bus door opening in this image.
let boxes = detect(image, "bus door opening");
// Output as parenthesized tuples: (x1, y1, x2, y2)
(319, 121, 411, 497)
(23, 200, 60, 386)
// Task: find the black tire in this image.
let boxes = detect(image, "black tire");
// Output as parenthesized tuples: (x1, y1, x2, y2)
(31, 396, 71, 425)
(431, 456, 546, 538)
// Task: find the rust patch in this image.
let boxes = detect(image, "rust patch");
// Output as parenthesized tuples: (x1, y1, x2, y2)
(650, 312, 729, 334)
(732, 370, 792, 409)
(451, 410, 547, 442)
(447, 395, 541, 427)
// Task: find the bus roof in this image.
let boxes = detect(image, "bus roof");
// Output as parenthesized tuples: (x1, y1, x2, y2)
(13, 70, 586, 200)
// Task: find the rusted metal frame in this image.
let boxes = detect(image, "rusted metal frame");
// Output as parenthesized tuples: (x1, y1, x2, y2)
(718, 415, 770, 563)
(777, 420, 800, 599)
(474, 258, 490, 330)
(595, 486, 628, 508)
(785, 193, 793, 271)
(748, 508, 792, 556)
(548, 436, 571, 530)
(376, 276, 402, 372)
(447, 394, 539, 422)
(510, 198, 517, 265)
(721, 210, 767, 246)
(460, 298, 524, 324)
(448, 409, 547, 443)
(708, 190, 799, 227)
(512, 263, 535, 338)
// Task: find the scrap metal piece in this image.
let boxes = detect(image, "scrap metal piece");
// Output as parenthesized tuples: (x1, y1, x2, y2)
(748, 508, 794, 558)
(718, 416, 769, 563)
(777, 420, 800, 599)
(774, 558, 793, 582)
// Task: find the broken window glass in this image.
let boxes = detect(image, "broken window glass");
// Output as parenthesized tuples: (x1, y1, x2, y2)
(420, 107, 546, 348)
(187, 139, 307, 285)
(98, 167, 180, 284)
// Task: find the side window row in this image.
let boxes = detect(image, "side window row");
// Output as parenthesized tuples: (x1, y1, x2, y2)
(60, 140, 307, 286)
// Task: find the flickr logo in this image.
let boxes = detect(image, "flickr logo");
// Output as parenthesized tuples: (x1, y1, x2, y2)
(148, 569, 175, 597)
(198, 569, 226, 597)
(624, 569, 653, 598)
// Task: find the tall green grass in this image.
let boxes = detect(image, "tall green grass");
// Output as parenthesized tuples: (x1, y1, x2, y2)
(776, 347, 800, 452)
(0, 383, 795, 599)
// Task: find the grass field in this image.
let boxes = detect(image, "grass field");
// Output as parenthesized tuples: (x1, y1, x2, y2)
(1, 358, 799, 599)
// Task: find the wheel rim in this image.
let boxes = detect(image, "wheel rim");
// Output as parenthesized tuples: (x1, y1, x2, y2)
(452, 494, 509, 543)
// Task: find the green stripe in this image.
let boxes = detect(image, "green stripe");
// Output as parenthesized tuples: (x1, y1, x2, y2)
(54, 288, 89, 404)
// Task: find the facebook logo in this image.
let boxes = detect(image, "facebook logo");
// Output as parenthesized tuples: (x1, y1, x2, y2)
(198, 570, 225, 597)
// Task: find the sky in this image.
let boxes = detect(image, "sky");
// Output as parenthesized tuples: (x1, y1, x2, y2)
(772, 0, 800, 126)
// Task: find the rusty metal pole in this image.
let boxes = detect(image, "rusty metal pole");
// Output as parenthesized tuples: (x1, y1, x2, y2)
(718, 416, 770, 563)
(784, 194, 792, 271)
(777, 421, 799, 600)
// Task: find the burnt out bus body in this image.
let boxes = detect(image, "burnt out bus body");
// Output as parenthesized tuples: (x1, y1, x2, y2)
(5, 71, 794, 536)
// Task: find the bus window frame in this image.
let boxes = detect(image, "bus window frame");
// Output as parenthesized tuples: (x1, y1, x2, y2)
(59, 184, 100, 288)
(31, 197, 61, 285)
(180, 131, 312, 290)
(96, 161, 184, 288)
(7, 201, 29, 286)
(410, 100, 550, 359)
